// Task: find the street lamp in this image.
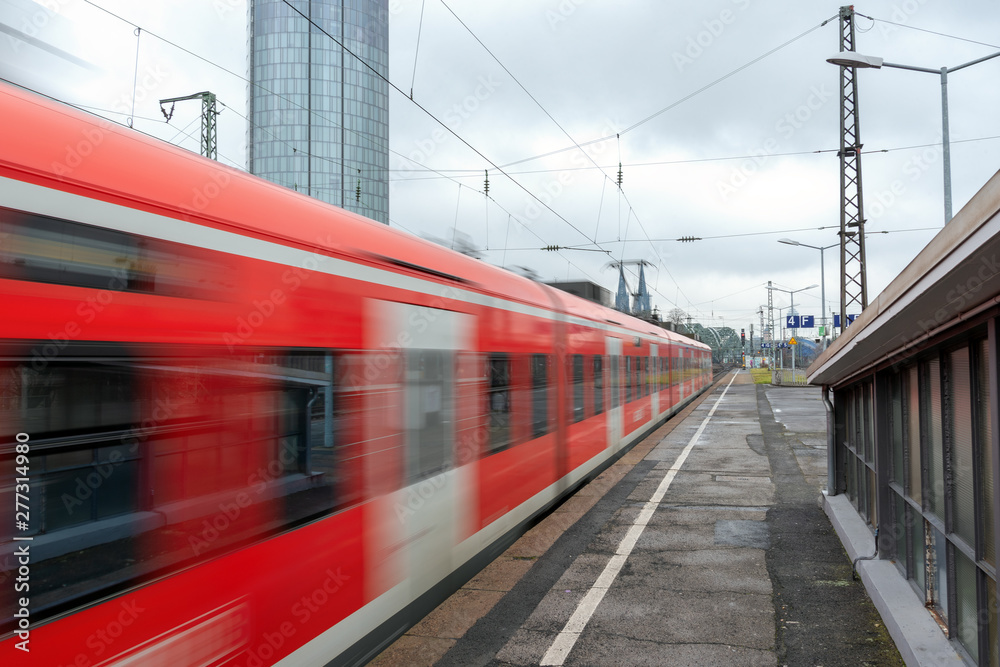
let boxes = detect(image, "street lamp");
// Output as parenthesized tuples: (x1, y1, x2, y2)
(768, 284, 818, 374)
(778, 239, 838, 342)
(827, 48, 1000, 223)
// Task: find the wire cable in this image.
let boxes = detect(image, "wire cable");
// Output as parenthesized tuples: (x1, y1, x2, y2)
(856, 13, 1000, 49)
(128, 27, 141, 127)
(498, 15, 839, 170)
(80, 0, 390, 157)
(409, 0, 428, 98)
(388, 134, 1000, 179)
(279, 0, 600, 248)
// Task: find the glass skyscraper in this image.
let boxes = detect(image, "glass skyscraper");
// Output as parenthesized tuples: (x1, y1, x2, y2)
(248, 0, 389, 224)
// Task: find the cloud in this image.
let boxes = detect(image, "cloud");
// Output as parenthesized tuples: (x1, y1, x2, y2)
(8, 0, 999, 327)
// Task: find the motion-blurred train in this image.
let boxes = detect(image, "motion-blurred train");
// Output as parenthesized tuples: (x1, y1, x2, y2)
(0, 82, 711, 666)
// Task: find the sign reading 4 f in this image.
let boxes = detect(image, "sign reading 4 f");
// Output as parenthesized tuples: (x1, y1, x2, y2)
(785, 315, 815, 328)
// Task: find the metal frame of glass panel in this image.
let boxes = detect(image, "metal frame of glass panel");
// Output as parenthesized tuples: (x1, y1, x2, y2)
(835, 319, 998, 666)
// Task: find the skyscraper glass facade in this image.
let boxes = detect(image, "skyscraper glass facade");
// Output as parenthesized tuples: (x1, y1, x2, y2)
(248, 0, 389, 223)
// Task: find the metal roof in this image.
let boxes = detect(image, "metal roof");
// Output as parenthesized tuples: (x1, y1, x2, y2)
(808, 168, 1000, 387)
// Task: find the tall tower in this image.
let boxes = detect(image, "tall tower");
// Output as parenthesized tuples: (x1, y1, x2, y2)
(248, 0, 389, 224)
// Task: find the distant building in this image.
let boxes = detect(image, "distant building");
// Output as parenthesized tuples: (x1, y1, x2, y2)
(247, 0, 389, 223)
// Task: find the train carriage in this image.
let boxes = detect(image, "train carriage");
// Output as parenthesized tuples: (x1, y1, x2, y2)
(0, 83, 711, 666)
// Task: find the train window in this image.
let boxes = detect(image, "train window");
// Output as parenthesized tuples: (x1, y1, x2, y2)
(406, 350, 453, 481)
(624, 357, 633, 403)
(593, 356, 604, 416)
(0, 206, 237, 299)
(610, 355, 620, 409)
(486, 353, 512, 454)
(571, 354, 584, 423)
(642, 357, 649, 397)
(633, 357, 640, 400)
(0, 343, 354, 632)
(531, 354, 549, 438)
(637, 357, 644, 397)
(635, 357, 642, 398)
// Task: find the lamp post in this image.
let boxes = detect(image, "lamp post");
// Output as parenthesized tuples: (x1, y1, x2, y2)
(775, 306, 787, 371)
(768, 284, 818, 374)
(778, 239, 838, 343)
(827, 48, 1000, 223)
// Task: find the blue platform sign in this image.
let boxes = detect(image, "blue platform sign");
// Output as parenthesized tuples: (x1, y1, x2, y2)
(785, 315, 815, 328)
(833, 314, 859, 327)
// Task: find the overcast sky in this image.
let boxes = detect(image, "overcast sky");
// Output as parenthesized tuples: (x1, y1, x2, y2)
(4, 0, 999, 333)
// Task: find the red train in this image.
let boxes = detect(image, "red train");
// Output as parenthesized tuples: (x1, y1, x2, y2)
(0, 82, 711, 666)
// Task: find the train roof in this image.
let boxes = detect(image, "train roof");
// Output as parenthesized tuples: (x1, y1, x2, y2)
(1, 82, 707, 351)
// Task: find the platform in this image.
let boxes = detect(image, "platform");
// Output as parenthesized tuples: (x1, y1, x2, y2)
(370, 371, 909, 666)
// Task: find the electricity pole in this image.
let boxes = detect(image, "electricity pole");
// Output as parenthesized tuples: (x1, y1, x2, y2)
(836, 5, 868, 334)
(160, 91, 220, 160)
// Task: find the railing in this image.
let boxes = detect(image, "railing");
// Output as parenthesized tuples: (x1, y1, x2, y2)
(772, 369, 809, 386)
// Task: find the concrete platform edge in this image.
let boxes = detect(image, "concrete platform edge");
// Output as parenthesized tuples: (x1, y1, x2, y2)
(822, 491, 966, 667)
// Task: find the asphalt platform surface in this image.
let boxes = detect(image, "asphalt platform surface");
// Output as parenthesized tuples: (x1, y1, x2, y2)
(370, 371, 904, 666)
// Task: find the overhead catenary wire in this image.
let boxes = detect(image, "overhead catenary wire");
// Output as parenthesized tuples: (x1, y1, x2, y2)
(334, 5, 683, 310)
(65, 3, 989, 318)
(432, 0, 837, 313)
(438, 0, 630, 194)
(496, 15, 839, 171)
(79, 0, 391, 191)
(278, 0, 599, 250)
(435, 4, 689, 308)
(127, 27, 141, 127)
(435, 0, 691, 308)
(409, 0, 428, 99)
(856, 13, 1000, 50)
(386, 146, 615, 287)
(497, 224, 942, 251)
(387, 134, 1000, 180)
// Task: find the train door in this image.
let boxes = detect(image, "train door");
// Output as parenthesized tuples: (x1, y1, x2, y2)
(606, 336, 622, 449)
(365, 300, 476, 603)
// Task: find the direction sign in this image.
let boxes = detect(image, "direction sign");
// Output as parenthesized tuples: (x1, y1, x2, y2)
(785, 315, 815, 328)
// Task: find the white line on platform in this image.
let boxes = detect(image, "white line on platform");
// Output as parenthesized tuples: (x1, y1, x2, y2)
(540, 372, 739, 666)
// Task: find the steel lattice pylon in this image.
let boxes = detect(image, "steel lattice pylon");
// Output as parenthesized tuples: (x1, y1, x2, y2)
(837, 5, 868, 332)
(159, 91, 219, 161)
(200, 92, 218, 161)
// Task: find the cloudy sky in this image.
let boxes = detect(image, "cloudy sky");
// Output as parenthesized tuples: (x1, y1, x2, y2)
(4, 0, 999, 334)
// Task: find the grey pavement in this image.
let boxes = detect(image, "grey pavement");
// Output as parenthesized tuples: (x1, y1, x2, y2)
(372, 371, 905, 666)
